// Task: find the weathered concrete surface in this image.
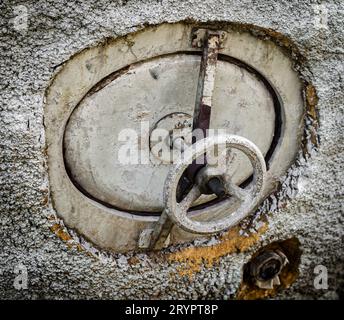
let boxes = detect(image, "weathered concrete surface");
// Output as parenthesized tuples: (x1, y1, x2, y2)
(0, 0, 343, 299)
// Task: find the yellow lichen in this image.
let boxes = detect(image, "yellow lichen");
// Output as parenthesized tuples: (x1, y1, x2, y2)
(168, 224, 268, 278)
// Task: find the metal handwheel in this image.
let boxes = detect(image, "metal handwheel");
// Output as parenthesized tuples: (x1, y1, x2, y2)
(164, 134, 267, 234)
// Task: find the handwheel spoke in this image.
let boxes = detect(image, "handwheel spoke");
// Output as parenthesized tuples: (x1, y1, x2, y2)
(225, 177, 250, 201)
(179, 185, 201, 210)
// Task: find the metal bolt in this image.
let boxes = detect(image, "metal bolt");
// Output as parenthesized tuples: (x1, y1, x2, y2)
(250, 250, 289, 289)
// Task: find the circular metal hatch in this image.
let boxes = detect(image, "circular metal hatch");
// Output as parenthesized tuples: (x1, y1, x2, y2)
(45, 23, 304, 252)
(64, 53, 275, 214)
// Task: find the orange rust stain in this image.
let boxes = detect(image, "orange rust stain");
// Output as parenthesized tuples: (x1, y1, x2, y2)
(128, 256, 140, 266)
(304, 84, 319, 148)
(305, 84, 319, 120)
(50, 223, 83, 252)
(168, 224, 268, 278)
(42, 195, 49, 206)
(50, 223, 72, 242)
(265, 29, 294, 49)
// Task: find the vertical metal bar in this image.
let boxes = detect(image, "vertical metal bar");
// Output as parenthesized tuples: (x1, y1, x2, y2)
(144, 30, 222, 251)
(192, 31, 221, 134)
(187, 31, 221, 181)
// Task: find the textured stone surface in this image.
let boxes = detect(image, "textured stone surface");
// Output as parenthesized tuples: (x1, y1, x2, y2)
(0, 0, 343, 299)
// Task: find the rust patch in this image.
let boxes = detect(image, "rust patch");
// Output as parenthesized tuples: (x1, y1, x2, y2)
(128, 256, 140, 266)
(42, 195, 49, 206)
(50, 222, 83, 252)
(168, 224, 268, 278)
(302, 83, 319, 153)
(236, 237, 302, 300)
(305, 84, 319, 120)
(50, 223, 72, 241)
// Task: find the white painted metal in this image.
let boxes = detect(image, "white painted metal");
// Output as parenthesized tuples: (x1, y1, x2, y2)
(64, 54, 274, 212)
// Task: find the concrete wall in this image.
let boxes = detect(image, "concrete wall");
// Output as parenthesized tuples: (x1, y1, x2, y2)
(0, 0, 343, 299)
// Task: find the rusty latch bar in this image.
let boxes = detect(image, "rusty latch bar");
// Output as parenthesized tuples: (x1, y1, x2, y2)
(186, 29, 225, 182)
(191, 29, 226, 134)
